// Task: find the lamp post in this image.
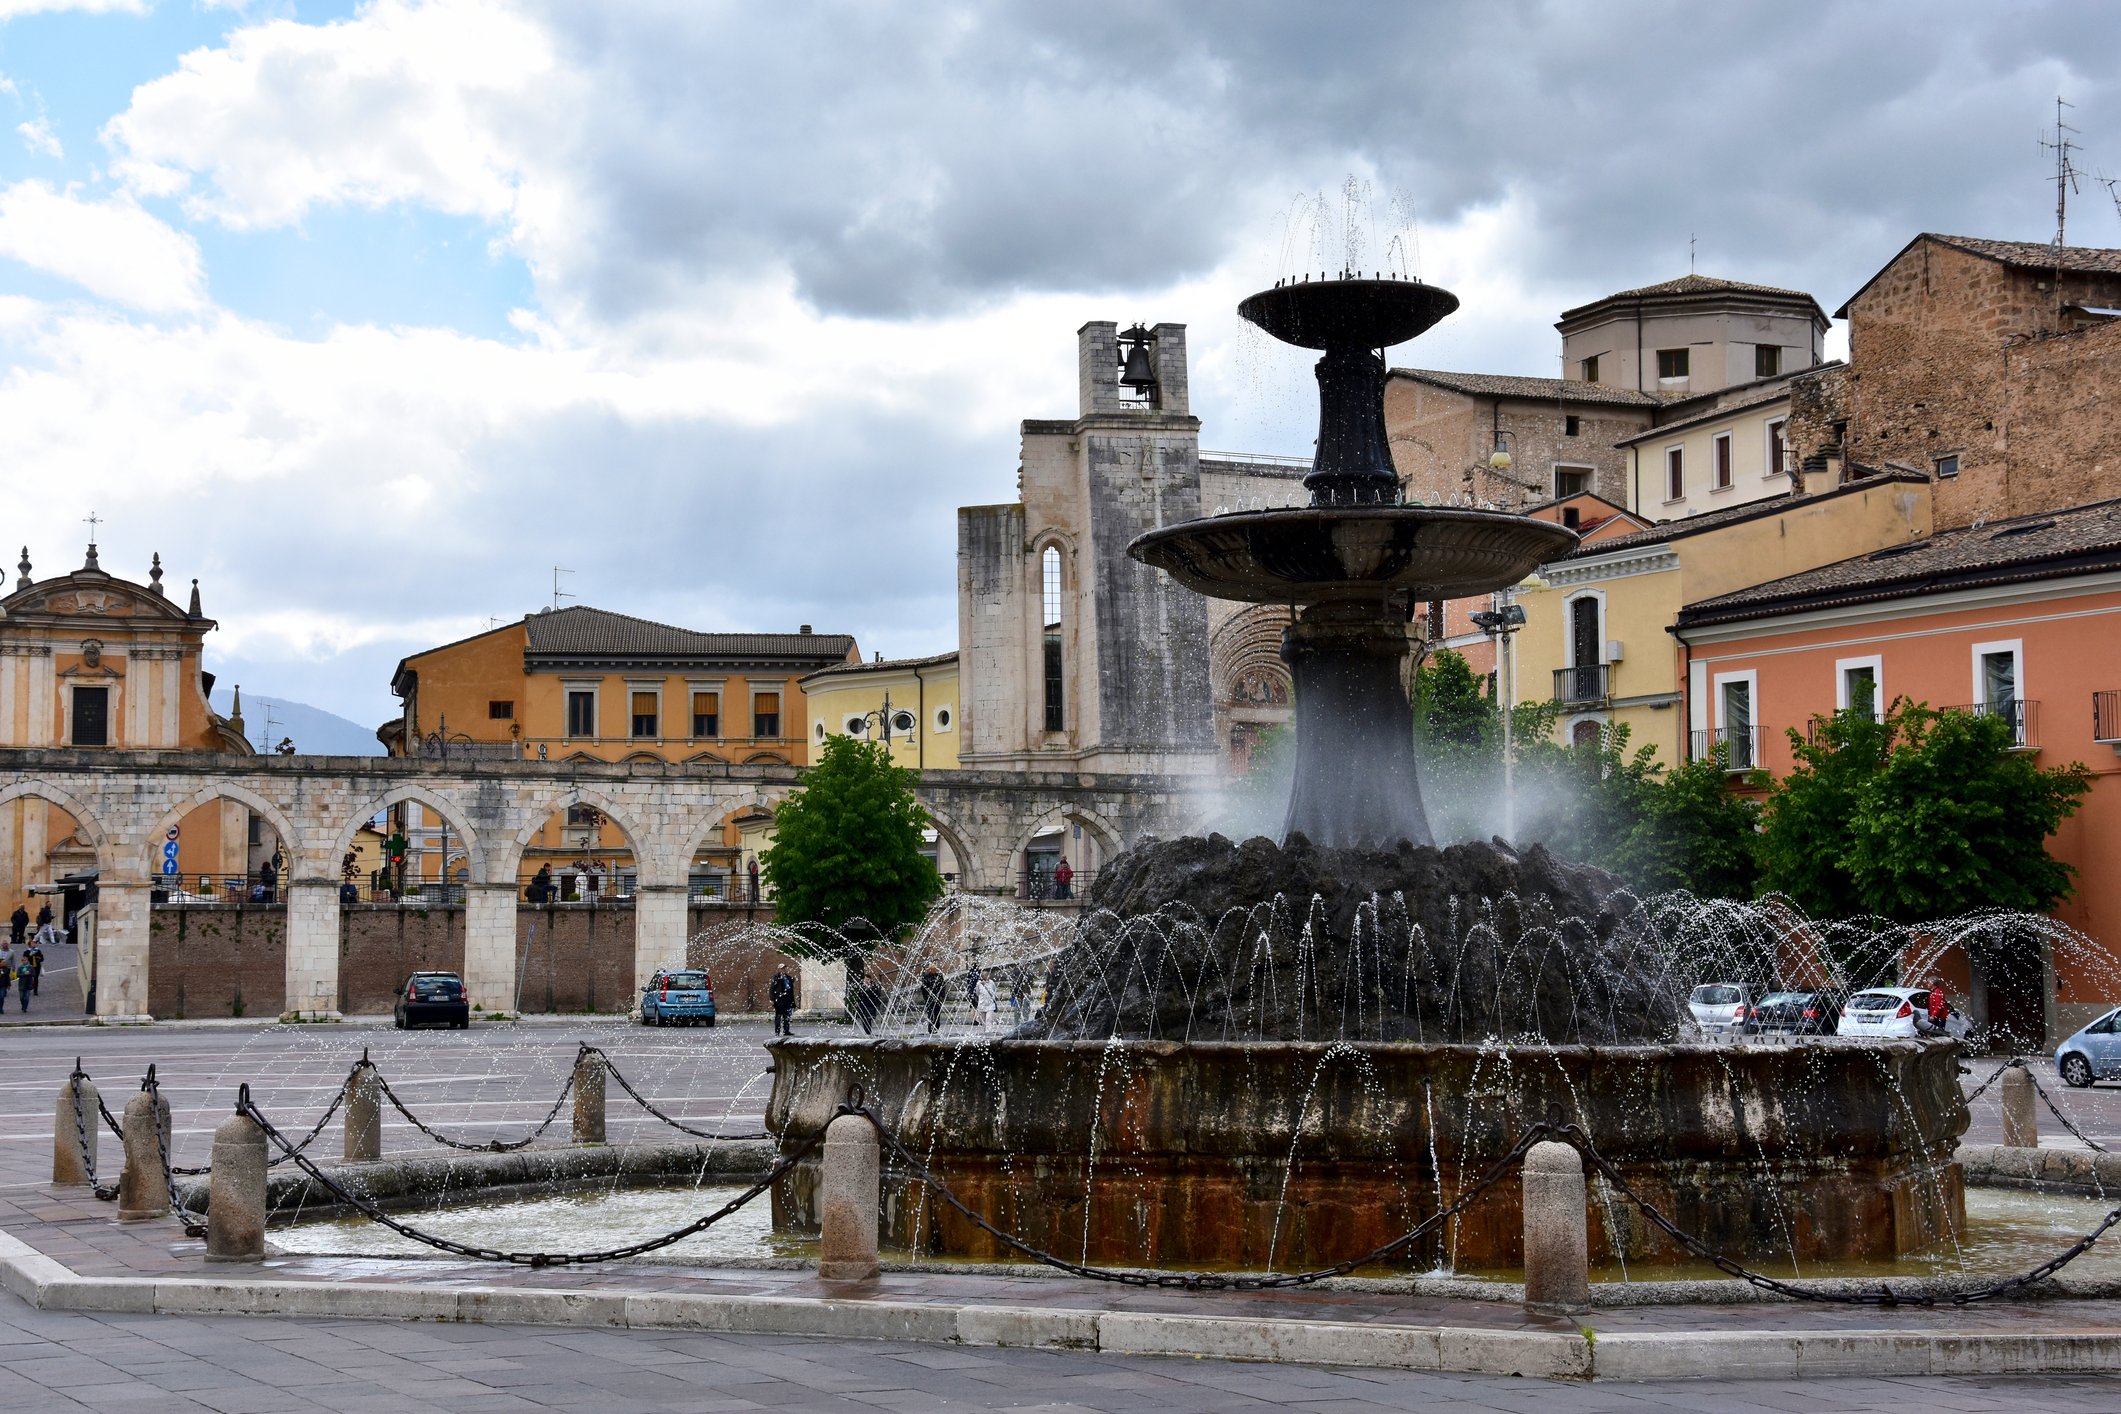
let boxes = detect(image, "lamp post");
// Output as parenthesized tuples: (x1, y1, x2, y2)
(1469, 573, 1544, 842)
(850, 692, 918, 757)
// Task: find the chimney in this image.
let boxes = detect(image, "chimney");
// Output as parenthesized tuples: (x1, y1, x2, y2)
(798, 624, 812, 635)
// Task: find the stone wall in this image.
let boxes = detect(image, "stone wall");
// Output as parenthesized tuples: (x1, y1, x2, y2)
(147, 906, 286, 1020)
(1385, 377, 1652, 509)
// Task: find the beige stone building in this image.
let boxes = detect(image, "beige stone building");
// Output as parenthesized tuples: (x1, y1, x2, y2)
(1556, 274, 1830, 398)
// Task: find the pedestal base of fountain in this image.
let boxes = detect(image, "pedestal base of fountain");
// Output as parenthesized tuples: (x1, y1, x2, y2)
(767, 1039, 1967, 1272)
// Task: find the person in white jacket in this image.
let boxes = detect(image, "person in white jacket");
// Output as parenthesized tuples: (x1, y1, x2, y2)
(976, 975, 998, 1030)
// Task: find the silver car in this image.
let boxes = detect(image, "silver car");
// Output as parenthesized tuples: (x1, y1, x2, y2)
(2056, 1006, 2121, 1088)
(1688, 983, 1751, 1037)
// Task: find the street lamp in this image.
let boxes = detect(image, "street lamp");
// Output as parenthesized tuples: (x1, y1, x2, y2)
(850, 692, 918, 752)
(1469, 574, 1543, 841)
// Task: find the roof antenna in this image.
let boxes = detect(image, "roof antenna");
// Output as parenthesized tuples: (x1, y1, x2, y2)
(551, 566, 574, 611)
(1689, 233, 1696, 275)
(2041, 96, 2081, 323)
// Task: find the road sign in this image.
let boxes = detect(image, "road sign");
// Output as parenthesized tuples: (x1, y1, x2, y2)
(163, 841, 180, 860)
(161, 860, 178, 876)
(165, 826, 180, 842)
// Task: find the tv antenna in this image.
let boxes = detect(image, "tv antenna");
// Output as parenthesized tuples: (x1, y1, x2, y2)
(551, 566, 574, 611)
(2041, 97, 2082, 251)
(1689, 233, 1697, 274)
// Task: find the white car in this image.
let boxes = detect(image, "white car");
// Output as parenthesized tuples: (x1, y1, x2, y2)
(1836, 987, 1969, 1039)
(1687, 983, 1752, 1037)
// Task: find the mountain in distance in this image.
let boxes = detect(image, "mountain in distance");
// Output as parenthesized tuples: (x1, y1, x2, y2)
(207, 690, 386, 757)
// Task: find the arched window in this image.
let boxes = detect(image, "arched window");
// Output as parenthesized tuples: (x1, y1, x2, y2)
(1041, 545, 1064, 733)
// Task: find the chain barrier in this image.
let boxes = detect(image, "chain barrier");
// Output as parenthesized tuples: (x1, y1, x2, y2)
(237, 1089, 827, 1267)
(361, 1054, 576, 1153)
(140, 1067, 209, 1238)
(580, 1045, 771, 1143)
(1961, 1056, 2108, 1153)
(64, 1061, 121, 1201)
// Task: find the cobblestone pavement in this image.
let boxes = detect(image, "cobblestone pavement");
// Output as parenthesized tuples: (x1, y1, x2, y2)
(2, 1286, 2117, 1413)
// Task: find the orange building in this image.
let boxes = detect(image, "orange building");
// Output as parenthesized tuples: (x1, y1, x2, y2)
(0, 540, 257, 906)
(381, 606, 858, 897)
(1673, 497, 2121, 1043)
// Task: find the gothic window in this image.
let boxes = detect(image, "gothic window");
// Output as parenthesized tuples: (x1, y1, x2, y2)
(1042, 545, 1064, 733)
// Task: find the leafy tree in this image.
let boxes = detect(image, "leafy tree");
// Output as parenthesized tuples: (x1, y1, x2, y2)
(1608, 741, 1762, 898)
(1759, 699, 2093, 923)
(760, 735, 941, 955)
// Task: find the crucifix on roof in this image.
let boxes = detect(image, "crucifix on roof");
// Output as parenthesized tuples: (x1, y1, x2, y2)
(81, 511, 102, 571)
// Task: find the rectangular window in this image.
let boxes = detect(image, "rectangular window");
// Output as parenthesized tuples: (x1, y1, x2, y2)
(1975, 641, 2024, 747)
(630, 691, 658, 739)
(1664, 446, 1684, 502)
(71, 685, 109, 747)
(1840, 664, 1879, 720)
(1657, 348, 1689, 380)
(1755, 344, 1781, 378)
(1979, 650, 2017, 709)
(1765, 419, 1787, 480)
(1582, 354, 1600, 384)
(691, 691, 719, 738)
(1935, 454, 1960, 479)
(1554, 465, 1591, 498)
(1044, 634, 1064, 732)
(1719, 677, 1755, 769)
(753, 691, 780, 739)
(487, 700, 514, 720)
(1712, 432, 1733, 490)
(565, 689, 596, 738)
(1563, 414, 1580, 437)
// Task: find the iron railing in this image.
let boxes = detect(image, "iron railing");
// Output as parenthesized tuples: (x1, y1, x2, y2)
(1690, 726, 1761, 771)
(1944, 698, 2039, 749)
(1019, 869, 1095, 903)
(2095, 690, 2121, 744)
(1552, 663, 1610, 704)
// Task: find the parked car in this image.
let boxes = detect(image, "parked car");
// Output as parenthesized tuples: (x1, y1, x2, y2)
(394, 971, 469, 1030)
(1687, 983, 1753, 1037)
(1835, 987, 1969, 1040)
(640, 969, 716, 1027)
(2055, 1006, 2121, 1088)
(1745, 990, 1842, 1037)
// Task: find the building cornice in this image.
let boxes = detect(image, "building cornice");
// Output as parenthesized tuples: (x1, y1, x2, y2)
(1671, 568, 2121, 645)
(1539, 547, 1681, 587)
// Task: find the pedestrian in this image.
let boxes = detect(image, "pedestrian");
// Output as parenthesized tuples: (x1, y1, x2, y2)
(1053, 857, 1073, 900)
(24, 940, 42, 996)
(964, 965, 982, 1010)
(920, 965, 946, 1034)
(976, 974, 997, 1030)
(747, 857, 760, 903)
(0, 953, 10, 1013)
(33, 902, 56, 950)
(13, 955, 27, 1012)
(768, 963, 797, 1037)
(529, 863, 553, 905)
(255, 856, 277, 905)
(7, 901, 25, 949)
(1927, 979, 1950, 1032)
(1008, 976, 1029, 1026)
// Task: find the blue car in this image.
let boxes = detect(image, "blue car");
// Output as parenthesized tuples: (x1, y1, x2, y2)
(640, 968, 716, 1027)
(2055, 1006, 2121, 1088)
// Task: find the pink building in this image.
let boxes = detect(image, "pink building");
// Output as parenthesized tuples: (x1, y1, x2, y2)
(1673, 497, 2121, 1043)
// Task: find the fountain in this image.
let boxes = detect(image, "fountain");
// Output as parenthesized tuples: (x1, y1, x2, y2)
(767, 273, 1967, 1273)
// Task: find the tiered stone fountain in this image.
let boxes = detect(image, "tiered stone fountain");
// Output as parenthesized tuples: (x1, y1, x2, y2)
(768, 273, 1966, 1273)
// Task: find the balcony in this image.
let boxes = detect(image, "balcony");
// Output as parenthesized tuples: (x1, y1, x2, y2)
(1944, 698, 2038, 750)
(1552, 664, 1610, 705)
(1019, 870, 1096, 904)
(2096, 691, 2121, 744)
(1690, 727, 1761, 772)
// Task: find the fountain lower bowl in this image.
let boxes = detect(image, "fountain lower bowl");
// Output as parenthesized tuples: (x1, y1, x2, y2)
(766, 1038, 1967, 1271)
(1128, 506, 1579, 605)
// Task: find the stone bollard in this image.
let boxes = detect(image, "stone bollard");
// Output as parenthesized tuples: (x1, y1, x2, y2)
(117, 1084, 173, 1222)
(344, 1064, 382, 1162)
(1521, 1139, 1590, 1311)
(573, 1048, 607, 1145)
(817, 1113, 881, 1282)
(206, 1104, 267, 1263)
(52, 1069, 98, 1186)
(2001, 1066, 2039, 1148)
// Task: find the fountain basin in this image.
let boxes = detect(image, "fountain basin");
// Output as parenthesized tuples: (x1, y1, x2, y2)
(767, 1037, 1967, 1271)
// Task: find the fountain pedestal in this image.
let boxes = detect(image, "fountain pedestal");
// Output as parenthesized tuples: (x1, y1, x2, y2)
(1281, 600, 1431, 848)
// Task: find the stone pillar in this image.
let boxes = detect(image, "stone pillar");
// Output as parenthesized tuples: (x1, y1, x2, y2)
(634, 883, 689, 992)
(282, 880, 342, 1021)
(93, 881, 154, 1022)
(798, 957, 846, 1017)
(1521, 1140, 1589, 1311)
(2001, 1066, 2038, 1148)
(344, 1066, 382, 1162)
(52, 1072, 98, 1186)
(205, 1110, 266, 1262)
(117, 1086, 172, 1221)
(817, 1113, 881, 1282)
(572, 1048, 606, 1145)
(463, 882, 517, 1015)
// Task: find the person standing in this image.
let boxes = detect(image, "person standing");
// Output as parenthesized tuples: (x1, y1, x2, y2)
(0, 953, 11, 1014)
(255, 856, 277, 905)
(8, 902, 26, 950)
(1053, 858, 1073, 900)
(23, 940, 42, 996)
(920, 966, 946, 1034)
(768, 963, 797, 1037)
(976, 974, 997, 1030)
(13, 957, 27, 1013)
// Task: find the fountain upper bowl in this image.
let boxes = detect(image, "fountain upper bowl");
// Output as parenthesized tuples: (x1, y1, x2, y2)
(1128, 505, 1579, 605)
(1238, 278, 1460, 351)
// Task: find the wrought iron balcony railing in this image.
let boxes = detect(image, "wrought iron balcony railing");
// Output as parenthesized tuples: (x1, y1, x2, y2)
(1690, 726, 1761, 772)
(1552, 664, 1610, 705)
(1944, 698, 2038, 750)
(2095, 690, 2121, 744)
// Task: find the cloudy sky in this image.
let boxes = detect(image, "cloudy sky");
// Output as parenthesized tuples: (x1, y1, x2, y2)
(0, 0, 2116, 732)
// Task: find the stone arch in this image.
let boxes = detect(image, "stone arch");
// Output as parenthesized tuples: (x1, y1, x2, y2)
(0, 778, 112, 869)
(672, 794, 792, 904)
(917, 800, 980, 893)
(1012, 801, 1125, 893)
(744, 750, 790, 765)
(330, 783, 488, 884)
(147, 781, 303, 881)
(508, 784, 667, 888)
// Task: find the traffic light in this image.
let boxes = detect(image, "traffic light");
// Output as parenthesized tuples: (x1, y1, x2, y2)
(385, 833, 408, 867)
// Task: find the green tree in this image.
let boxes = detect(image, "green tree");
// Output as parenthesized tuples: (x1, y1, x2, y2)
(1608, 742, 1762, 898)
(760, 735, 942, 954)
(1759, 699, 2093, 923)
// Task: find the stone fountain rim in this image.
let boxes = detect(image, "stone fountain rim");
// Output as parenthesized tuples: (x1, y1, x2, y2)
(769, 1036, 1961, 1058)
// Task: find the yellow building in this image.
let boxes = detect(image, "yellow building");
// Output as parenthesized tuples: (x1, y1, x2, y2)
(383, 606, 858, 897)
(800, 651, 959, 771)
(0, 540, 256, 905)
(1514, 471, 1932, 764)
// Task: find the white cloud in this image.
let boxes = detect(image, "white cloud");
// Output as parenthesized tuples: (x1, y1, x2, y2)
(16, 116, 60, 158)
(0, 0, 148, 16)
(104, 0, 556, 229)
(0, 181, 203, 310)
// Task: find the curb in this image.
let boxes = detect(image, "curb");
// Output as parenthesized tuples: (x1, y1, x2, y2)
(3, 1229, 2119, 1380)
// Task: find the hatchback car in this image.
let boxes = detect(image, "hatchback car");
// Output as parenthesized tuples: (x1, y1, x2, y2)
(2056, 1006, 2121, 1088)
(1746, 990, 1842, 1037)
(394, 971, 469, 1030)
(640, 968, 716, 1027)
(1687, 983, 1752, 1037)
(1836, 987, 1949, 1039)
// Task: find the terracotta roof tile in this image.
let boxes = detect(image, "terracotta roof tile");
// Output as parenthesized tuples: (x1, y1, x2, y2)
(1390, 368, 1663, 408)
(522, 605, 855, 661)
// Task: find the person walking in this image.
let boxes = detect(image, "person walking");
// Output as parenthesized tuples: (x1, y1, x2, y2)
(1008, 976, 1029, 1026)
(8, 902, 26, 950)
(0, 953, 11, 1014)
(975, 974, 997, 1030)
(32, 902, 56, 950)
(768, 963, 797, 1037)
(23, 940, 42, 996)
(920, 966, 946, 1034)
(13, 955, 27, 1013)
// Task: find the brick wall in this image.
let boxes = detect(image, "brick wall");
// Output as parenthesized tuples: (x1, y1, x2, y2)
(147, 906, 285, 1019)
(339, 906, 466, 1014)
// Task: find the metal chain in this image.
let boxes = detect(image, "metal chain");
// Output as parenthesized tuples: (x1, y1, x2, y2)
(580, 1045, 771, 1142)
(141, 1069, 209, 1238)
(65, 1063, 120, 1201)
(362, 1057, 576, 1153)
(239, 1090, 825, 1267)
(1963, 1056, 2109, 1153)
